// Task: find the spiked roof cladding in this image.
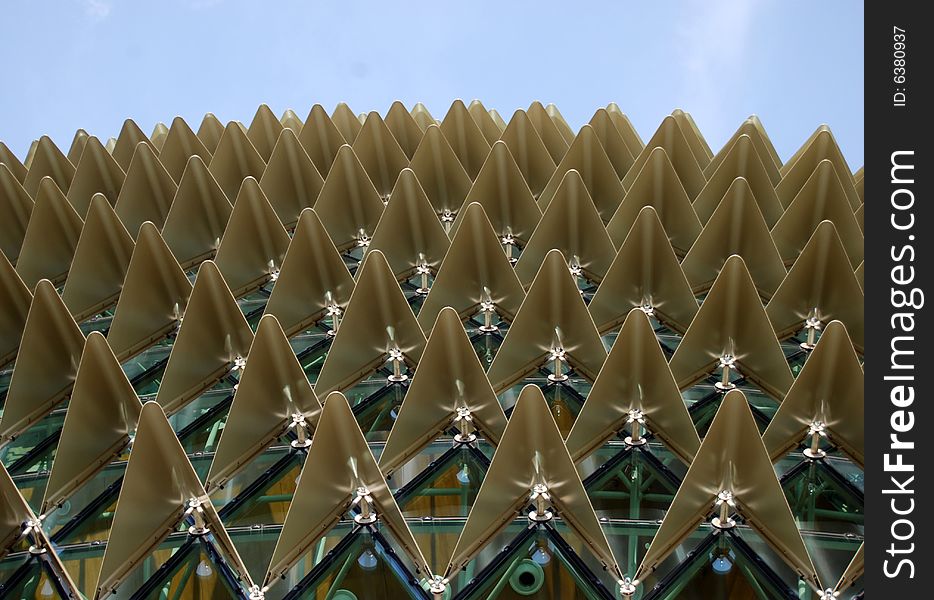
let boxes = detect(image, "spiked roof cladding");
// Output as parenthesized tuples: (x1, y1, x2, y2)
(0, 101, 863, 600)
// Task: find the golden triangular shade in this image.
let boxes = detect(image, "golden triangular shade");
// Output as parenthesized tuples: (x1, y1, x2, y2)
(547, 103, 574, 141)
(0, 463, 80, 593)
(95, 402, 250, 599)
(65, 136, 125, 217)
(68, 129, 90, 160)
(161, 155, 232, 269)
(64, 131, 93, 173)
(771, 159, 864, 267)
(514, 169, 616, 285)
(0, 279, 84, 444)
(107, 222, 192, 361)
(62, 194, 135, 322)
(312, 144, 385, 250)
(0, 141, 27, 184)
(114, 141, 178, 235)
(777, 127, 859, 210)
(486, 249, 607, 392)
(298, 104, 345, 176)
(352, 111, 410, 199)
(680, 177, 787, 297)
(706, 118, 781, 185)
(671, 109, 713, 169)
(247, 103, 284, 162)
(331, 102, 362, 143)
(587, 108, 636, 180)
(23, 136, 75, 197)
(526, 101, 569, 164)
(0, 252, 30, 368)
(622, 116, 706, 199)
(453, 140, 542, 245)
(565, 309, 700, 466)
(589, 206, 698, 334)
(607, 147, 702, 256)
(111, 119, 156, 171)
(632, 391, 820, 592)
(668, 255, 793, 399)
(538, 125, 626, 223)
(24, 139, 40, 168)
(385, 101, 425, 159)
(154, 260, 253, 415)
(605, 104, 645, 158)
(0, 163, 33, 264)
(489, 108, 507, 130)
(207, 315, 321, 490)
(314, 250, 425, 396)
(265, 391, 433, 585)
(498, 109, 557, 199)
(440, 99, 491, 179)
(65, 128, 90, 165)
(762, 321, 863, 466)
(41, 332, 142, 513)
(214, 177, 291, 297)
(150, 122, 168, 151)
(197, 113, 224, 153)
(408, 124, 472, 216)
(410, 102, 438, 131)
(469, 99, 505, 145)
(280, 108, 303, 133)
(367, 168, 450, 278)
(262, 208, 355, 338)
(208, 121, 267, 201)
(418, 202, 526, 333)
(1, 463, 34, 555)
(158, 116, 212, 183)
(445, 384, 621, 582)
(379, 307, 508, 476)
(258, 128, 325, 229)
(693, 134, 784, 227)
(766, 220, 864, 353)
(15, 177, 84, 288)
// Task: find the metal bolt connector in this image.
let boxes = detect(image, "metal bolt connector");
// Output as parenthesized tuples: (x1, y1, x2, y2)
(547, 346, 569, 383)
(325, 301, 342, 337)
(453, 406, 477, 444)
(624, 409, 647, 446)
(187, 498, 211, 536)
(353, 486, 378, 525)
(528, 483, 554, 522)
(387, 346, 408, 383)
(714, 354, 737, 391)
(800, 309, 823, 350)
(501, 229, 517, 264)
(415, 257, 431, 295)
(803, 420, 828, 460)
(711, 490, 736, 529)
(619, 577, 638, 597)
(355, 228, 371, 248)
(290, 413, 313, 448)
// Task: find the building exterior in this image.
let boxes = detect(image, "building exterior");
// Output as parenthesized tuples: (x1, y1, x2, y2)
(0, 101, 864, 599)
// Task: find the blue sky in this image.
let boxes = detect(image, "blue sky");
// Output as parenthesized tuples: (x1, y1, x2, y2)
(0, 0, 863, 168)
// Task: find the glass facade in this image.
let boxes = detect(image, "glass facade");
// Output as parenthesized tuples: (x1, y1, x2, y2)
(0, 104, 863, 600)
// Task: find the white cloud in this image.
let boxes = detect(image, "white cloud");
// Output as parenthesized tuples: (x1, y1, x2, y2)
(82, 0, 112, 20)
(676, 0, 763, 138)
